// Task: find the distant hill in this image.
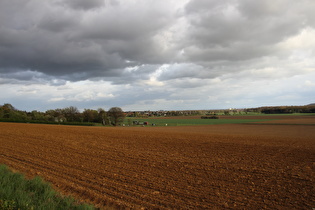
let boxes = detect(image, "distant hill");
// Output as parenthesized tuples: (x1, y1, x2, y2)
(308, 103, 315, 106)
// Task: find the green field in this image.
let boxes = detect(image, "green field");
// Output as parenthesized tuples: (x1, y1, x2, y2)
(124, 117, 271, 126)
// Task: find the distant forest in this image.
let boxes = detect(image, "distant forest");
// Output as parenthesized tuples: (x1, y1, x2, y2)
(248, 104, 315, 114)
(0, 103, 314, 125)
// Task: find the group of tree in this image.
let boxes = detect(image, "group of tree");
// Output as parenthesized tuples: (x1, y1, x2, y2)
(0, 104, 125, 126)
(246, 105, 315, 114)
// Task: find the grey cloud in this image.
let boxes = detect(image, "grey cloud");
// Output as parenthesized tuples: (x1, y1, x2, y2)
(78, 2, 176, 64)
(38, 13, 78, 33)
(166, 78, 209, 89)
(0, 0, 315, 87)
(106, 64, 159, 85)
(0, 70, 67, 85)
(57, 0, 105, 11)
(156, 63, 213, 81)
(0, 70, 45, 81)
(0, 0, 177, 83)
(80, 7, 171, 41)
(183, 0, 315, 64)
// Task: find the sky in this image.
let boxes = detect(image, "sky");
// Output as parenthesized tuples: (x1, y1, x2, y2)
(1, 0, 315, 112)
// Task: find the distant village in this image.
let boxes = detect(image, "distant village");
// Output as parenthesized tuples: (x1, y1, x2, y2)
(124, 108, 245, 118)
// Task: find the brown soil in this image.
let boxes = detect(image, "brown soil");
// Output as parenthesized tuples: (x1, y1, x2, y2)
(0, 122, 314, 209)
(253, 118, 315, 125)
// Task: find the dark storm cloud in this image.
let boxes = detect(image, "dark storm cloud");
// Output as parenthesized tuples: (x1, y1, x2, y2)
(0, 0, 314, 85)
(0, 0, 177, 82)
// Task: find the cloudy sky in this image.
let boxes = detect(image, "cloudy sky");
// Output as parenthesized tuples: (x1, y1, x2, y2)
(1, 0, 315, 112)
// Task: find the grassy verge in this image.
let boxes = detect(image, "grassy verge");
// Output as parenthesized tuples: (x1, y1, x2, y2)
(0, 165, 95, 210)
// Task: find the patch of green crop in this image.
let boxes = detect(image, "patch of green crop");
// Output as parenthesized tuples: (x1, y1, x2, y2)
(0, 165, 95, 210)
(125, 117, 271, 126)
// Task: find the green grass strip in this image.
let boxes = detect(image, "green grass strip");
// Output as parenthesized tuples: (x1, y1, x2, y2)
(0, 165, 95, 210)
(125, 118, 271, 126)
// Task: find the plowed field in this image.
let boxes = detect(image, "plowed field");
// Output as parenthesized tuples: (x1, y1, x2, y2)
(0, 122, 314, 209)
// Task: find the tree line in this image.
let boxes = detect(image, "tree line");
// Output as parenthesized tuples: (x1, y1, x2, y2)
(0, 104, 125, 126)
(1, 103, 314, 126)
(245, 104, 315, 114)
